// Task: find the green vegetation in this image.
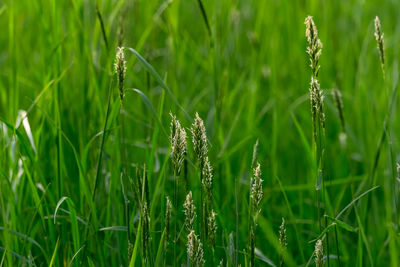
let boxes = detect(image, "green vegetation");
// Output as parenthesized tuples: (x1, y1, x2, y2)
(0, 0, 399, 266)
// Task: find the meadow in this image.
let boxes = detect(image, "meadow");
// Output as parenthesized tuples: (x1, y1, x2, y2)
(0, 0, 399, 266)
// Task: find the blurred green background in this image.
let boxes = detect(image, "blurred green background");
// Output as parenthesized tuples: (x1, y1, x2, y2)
(0, 0, 399, 266)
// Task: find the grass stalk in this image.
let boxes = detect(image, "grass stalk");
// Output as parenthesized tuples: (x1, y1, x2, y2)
(81, 77, 114, 264)
(324, 214, 330, 267)
(173, 170, 179, 267)
(334, 223, 341, 267)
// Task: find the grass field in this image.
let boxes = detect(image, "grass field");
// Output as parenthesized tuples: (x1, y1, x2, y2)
(1, 0, 400, 266)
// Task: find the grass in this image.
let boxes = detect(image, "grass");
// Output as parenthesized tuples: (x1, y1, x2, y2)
(1, 0, 400, 266)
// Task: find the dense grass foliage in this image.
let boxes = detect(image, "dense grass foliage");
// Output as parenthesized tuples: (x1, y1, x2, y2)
(1, 0, 400, 266)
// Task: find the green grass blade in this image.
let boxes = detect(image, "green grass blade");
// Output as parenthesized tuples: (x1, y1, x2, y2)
(49, 237, 60, 267)
(129, 218, 142, 267)
(127, 47, 191, 120)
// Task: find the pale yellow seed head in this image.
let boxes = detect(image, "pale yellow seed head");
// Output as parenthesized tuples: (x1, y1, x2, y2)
(374, 16, 385, 72)
(202, 156, 213, 200)
(187, 230, 205, 266)
(305, 16, 323, 77)
(315, 239, 323, 267)
(191, 112, 208, 167)
(208, 210, 217, 248)
(250, 163, 263, 219)
(184, 191, 196, 231)
(279, 217, 287, 249)
(171, 116, 187, 176)
(114, 47, 127, 100)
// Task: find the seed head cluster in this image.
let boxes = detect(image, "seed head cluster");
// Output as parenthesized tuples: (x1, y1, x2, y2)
(114, 47, 127, 101)
(170, 114, 187, 176)
(191, 113, 208, 169)
(248, 163, 263, 267)
(250, 163, 263, 219)
(279, 217, 287, 250)
(184, 191, 196, 231)
(310, 77, 325, 130)
(202, 156, 213, 201)
(187, 230, 205, 267)
(207, 210, 217, 248)
(305, 16, 323, 77)
(374, 16, 385, 72)
(305, 16, 325, 143)
(127, 241, 133, 261)
(315, 239, 323, 267)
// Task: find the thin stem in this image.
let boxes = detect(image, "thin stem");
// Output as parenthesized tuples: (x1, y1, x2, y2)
(317, 189, 321, 232)
(235, 177, 239, 267)
(248, 180, 255, 267)
(173, 170, 178, 267)
(199, 162, 205, 241)
(184, 156, 188, 191)
(334, 223, 341, 267)
(125, 199, 130, 243)
(82, 77, 114, 264)
(325, 214, 330, 267)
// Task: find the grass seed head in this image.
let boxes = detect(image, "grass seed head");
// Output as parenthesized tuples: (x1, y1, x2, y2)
(305, 16, 325, 142)
(114, 47, 127, 101)
(171, 116, 187, 176)
(191, 112, 208, 168)
(310, 86, 318, 143)
(184, 191, 196, 231)
(315, 239, 323, 267)
(310, 77, 325, 130)
(207, 210, 217, 248)
(202, 156, 213, 202)
(305, 16, 323, 77)
(250, 163, 263, 219)
(279, 217, 287, 250)
(128, 240, 133, 260)
(374, 16, 385, 72)
(187, 230, 205, 267)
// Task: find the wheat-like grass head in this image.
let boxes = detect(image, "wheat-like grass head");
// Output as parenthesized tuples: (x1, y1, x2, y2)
(208, 210, 217, 248)
(187, 230, 205, 267)
(374, 16, 385, 70)
(114, 47, 127, 101)
(279, 217, 287, 250)
(170, 116, 187, 176)
(184, 191, 196, 231)
(202, 156, 213, 201)
(310, 77, 325, 130)
(315, 239, 323, 267)
(250, 163, 263, 220)
(305, 16, 323, 77)
(191, 112, 208, 168)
